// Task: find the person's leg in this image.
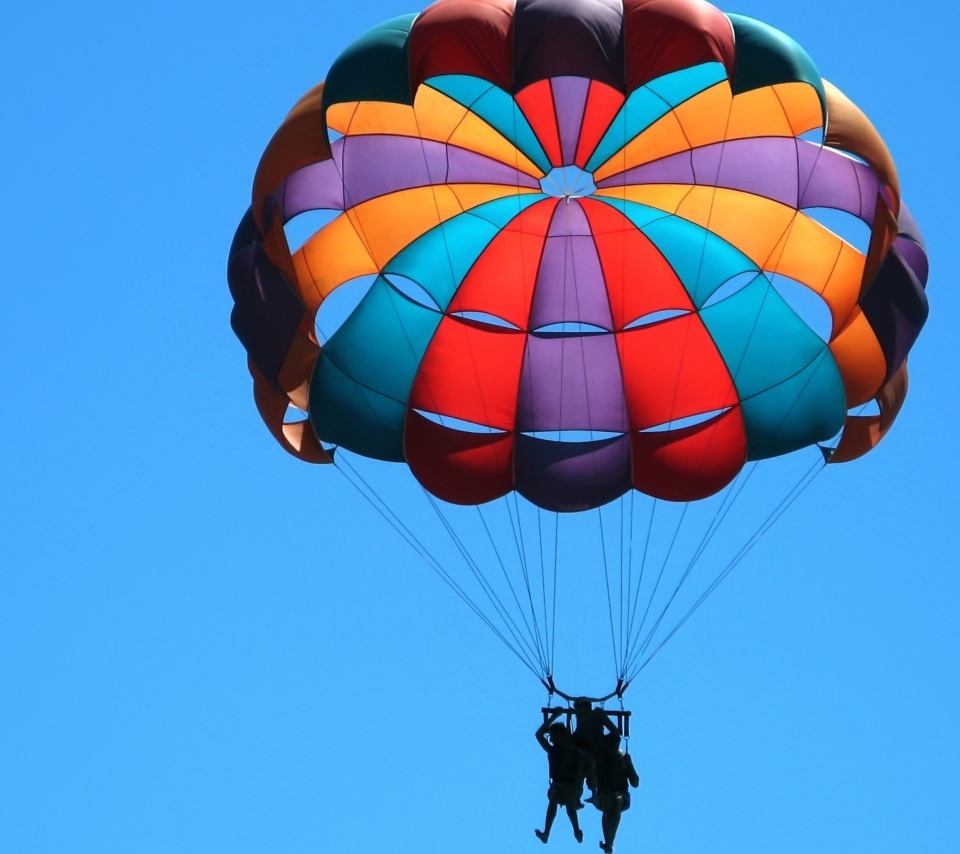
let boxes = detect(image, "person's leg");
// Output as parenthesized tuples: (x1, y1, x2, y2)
(600, 797, 623, 853)
(564, 804, 583, 842)
(536, 796, 560, 843)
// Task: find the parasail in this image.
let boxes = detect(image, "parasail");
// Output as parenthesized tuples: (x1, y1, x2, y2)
(228, 0, 929, 700)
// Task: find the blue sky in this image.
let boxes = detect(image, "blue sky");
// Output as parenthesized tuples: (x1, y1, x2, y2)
(2, 1, 958, 852)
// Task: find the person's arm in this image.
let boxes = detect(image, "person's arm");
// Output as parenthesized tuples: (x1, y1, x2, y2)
(536, 710, 563, 751)
(599, 710, 620, 737)
(625, 754, 640, 788)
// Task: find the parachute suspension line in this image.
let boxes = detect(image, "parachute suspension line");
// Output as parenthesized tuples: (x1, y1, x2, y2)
(597, 504, 623, 683)
(684, 463, 758, 572)
(627, 454, 826, 680)
(472, 502, 551, 675)
(550, 509, 560, 672)
(498, 502, 551, 674)
(428, 495, 548, 675)
(506, 498, 551, 675)
(630, 464, 758, 664)
(628, 326, 839, 677)
(618, 495, 627, 681)
(424, 492, 549, 676)
(622, 495, 658, 674)
(618, 692, 629, 755)
(618, 489, 637, 678)
(504, 493, 551, 673)
(625, 463, 758, 671)
(332, 455, 542, 679)
(425, 497, 538, 659)
(629, 499, 692, 663)
(536, 506, 555, 676)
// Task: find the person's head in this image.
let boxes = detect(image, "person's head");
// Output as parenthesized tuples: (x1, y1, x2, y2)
(573, 698, 592, 718)
(549, 722, 568, 745)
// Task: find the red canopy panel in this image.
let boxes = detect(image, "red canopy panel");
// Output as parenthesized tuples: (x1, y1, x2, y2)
(448, 198, 557, 330)
(410, 315, 527, 431)
(616, 314, 739, 431)
(574, 80, 626, 168)
(408, 0, 515, 92)
(515, 79, 564, 167)
(582, 198, 693, 329)
(405, 410, 515, 504)
(623, 0, 735, 93)
(632, 406, 746, 501)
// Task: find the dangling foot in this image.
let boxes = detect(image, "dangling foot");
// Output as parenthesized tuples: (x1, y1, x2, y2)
(599, 842, 613, 853)
(535, 830, 548, 844)
(574, 829, 584, 843)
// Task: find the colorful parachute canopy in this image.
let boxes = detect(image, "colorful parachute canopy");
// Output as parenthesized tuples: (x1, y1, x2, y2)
(228, 0, 929, 513)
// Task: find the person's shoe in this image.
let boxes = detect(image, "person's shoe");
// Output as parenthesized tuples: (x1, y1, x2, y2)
(599, 842, 613, 853)
(574, 829, 584, 843)
(535, 830, 548, 844)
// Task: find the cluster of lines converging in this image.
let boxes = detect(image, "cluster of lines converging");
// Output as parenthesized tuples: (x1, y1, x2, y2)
(333, 442, 829, 688)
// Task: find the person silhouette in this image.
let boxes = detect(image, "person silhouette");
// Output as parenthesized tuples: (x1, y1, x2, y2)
(592, 732, 639, 853)
(571, 698, 618, 803)
(535, 710, 587, 844)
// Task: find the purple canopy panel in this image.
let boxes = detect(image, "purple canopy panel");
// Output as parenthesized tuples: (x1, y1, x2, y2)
(529, 201, 614, 330)
(338, 135, 448, 208)
(600, 136, 886, 229)
(860, 247, 930, 382)
(515, 433, 632, 512)
(894, 204, 928, 287)
(597, 149, 695, 188)
(894, 236, 929, 288)
(600, 138, 800, 208)
(552, 76, 591, 164)
(282, 136, 543, 216)
(276, 155, 345, 221)
(548, 199, 594, 236)
(513, 0, 625, 91)
(516, 333, 629, 432)
(798, 140, 878, 222)
(446, 145, 543, 188)
(711, 138, 800, 208)
(227, 209, 304, 387)
(691, 143, 723, 188)
(896, 203, 925, 248)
